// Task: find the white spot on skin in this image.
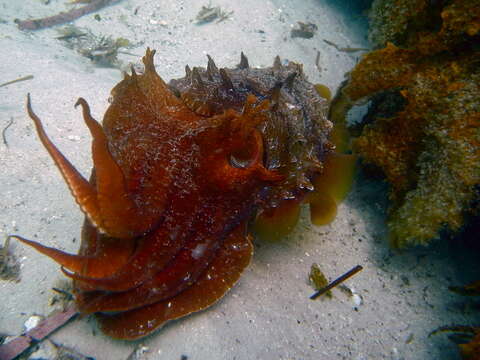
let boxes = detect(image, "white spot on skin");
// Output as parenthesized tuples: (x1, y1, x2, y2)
(192, 243, 207, 259)
(169, 226, 180, 241)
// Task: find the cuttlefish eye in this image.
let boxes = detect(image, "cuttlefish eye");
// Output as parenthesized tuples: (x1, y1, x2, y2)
(229, 153, 252, 169)
(228, 130, 263, 169)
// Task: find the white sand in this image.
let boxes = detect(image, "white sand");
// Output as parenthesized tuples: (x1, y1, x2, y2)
(0, 0, 478, 359)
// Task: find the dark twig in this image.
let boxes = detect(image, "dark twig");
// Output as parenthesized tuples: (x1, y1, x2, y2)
(429, 325, 478, 337)
(310, 265, 363, 300)
(52, 287, 74, 299)
(15, 0, 123, 31)
(0, 304, 78, 360)
(315, 50, 321, 73)
(2, 118, 14, 148)
(323, 39, 369, 53)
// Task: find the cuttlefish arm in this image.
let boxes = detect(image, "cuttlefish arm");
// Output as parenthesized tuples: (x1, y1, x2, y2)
(26, 95, 157, 239)
(75, 203, 240, 313)
(17, 95, 169, 281)
(96, 221, 254, 340)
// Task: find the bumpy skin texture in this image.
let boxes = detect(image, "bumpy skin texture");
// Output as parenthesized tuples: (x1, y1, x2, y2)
(169, 53, 333, 205)
(19, 48, 332, 339)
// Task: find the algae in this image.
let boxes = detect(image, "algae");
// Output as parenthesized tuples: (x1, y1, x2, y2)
(330, 0, 480, 248)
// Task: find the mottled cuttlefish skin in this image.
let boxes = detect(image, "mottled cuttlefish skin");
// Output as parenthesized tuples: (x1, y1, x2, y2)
(15, 48, 337, 340)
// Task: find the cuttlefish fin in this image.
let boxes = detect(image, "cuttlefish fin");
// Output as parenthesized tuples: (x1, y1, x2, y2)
(95, 224, 254, 340)
(254, 199, 301, 242)
(308, 153, 356, 225)
(309, 192, 338, 226)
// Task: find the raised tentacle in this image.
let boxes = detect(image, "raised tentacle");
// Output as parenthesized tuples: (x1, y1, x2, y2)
(75, 98, 153, 239)
(26, 94, 102, 231)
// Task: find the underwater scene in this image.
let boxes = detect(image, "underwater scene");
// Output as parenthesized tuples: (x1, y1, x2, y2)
(0, 0, 479, 359)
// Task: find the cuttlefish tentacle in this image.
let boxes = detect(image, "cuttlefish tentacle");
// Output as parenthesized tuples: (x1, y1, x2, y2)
(96, 222, 253, 340)
(12, 234, 136, 276)
(61, 191, 202, 292)
(74, 98, 154, 239)
(62, 213, 197, 292)
(27, 95, 149, 239)
(77, 213, 249, 314)
(10, 235, 89, 273)
(76, 243, 218, 314)
(26, 94, 101, 232)
(66, 201, 230, 298)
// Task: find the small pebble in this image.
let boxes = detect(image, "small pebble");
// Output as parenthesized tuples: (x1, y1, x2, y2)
(352, 293, 363, 307)
(67, 135, 80, 141)
(28, 339, 58, 360)
(23, 315, 44, 332)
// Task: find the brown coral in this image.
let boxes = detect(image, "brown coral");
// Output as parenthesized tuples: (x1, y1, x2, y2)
(330, 0, 480, 248)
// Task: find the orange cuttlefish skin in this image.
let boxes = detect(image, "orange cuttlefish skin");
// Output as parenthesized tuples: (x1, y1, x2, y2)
(14, 48, 351, 340)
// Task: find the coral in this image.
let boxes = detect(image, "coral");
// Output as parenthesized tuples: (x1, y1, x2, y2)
(330, 0, 480, 247)
(368, 0, 431, 48)
(368, 0, 480, 50)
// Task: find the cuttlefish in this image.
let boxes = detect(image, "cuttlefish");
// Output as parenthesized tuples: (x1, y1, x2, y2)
(14, 48, 354, 339)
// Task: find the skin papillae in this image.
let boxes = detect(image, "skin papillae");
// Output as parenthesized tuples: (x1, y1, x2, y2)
(15, 48, 351, 340)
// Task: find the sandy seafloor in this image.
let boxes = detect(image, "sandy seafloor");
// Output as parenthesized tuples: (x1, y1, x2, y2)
(0, 0, 479, 359)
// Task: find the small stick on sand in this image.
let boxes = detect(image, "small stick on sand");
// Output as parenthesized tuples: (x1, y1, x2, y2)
(0, 303, 78, 360)
(2, 118, 14, 148)
(0, 75, 34, 88)
(315, 50, 321, 73)
(15, 0, 123, 31)
(310, 265, 363, 300)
